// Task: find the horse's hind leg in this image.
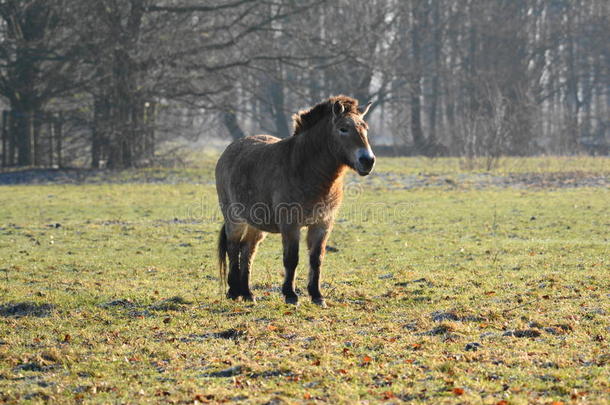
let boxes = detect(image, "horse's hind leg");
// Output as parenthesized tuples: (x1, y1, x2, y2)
(281, 225, 300, 305)
(225, 222, 246, 300)
(239, 226, 265, 302)
(307, 224, 330, 308)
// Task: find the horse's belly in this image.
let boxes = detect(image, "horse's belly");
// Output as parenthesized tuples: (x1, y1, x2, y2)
(241, 202, 334, 232)
(246, 220, 280, 233)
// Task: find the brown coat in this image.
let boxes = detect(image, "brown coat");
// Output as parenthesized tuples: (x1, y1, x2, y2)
(216, 95, 374, 306)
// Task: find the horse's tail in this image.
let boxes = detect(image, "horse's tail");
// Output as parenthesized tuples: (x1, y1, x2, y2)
(218, 223, 228, 288)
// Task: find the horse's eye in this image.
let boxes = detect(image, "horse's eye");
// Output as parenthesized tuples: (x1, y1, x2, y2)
(339, 127, 349, 134)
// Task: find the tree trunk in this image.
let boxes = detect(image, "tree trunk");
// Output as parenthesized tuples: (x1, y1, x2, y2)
(55, 112, 63, 168)
(428, 0, 441, 145)
(222, 110, 246, 141)
(91, 97, 104, 168)
(144, 101, 156, 159)
(564, 9, 580, 154)
(268, 77, 290, 138)
(15, 109, 35, 166)
(410, 1, 425, 152)
(96, 0, 147, 169)
(1, 111, 7, 167)
(33, 113, 42, 166)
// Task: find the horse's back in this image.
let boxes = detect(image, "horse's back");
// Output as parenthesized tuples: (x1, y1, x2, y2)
(233, 134, 281, 148)
(217, 135, 280, 166)
(217, 134, 281, 175)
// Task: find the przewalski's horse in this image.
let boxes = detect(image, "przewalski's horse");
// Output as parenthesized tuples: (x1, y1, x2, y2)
(215, 95, 375, 307)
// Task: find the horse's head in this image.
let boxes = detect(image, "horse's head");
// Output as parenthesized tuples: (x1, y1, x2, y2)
(330, 99, 375, 176)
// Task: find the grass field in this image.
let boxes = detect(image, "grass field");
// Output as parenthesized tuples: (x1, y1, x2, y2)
(0, 156, 608, 404)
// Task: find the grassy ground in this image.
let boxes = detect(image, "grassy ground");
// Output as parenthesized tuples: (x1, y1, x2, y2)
(0, 156, 608, 404)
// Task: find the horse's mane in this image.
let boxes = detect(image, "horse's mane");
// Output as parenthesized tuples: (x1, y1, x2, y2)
(292, 95, 359, 136)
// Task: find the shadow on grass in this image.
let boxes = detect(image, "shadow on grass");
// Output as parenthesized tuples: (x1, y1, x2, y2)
(0, 302, 55, 318)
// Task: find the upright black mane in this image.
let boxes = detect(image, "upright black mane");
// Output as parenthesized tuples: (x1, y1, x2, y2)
(292, 95, 359, 136)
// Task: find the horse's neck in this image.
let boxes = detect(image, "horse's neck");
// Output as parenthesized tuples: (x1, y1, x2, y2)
(291, 127, 346, 200)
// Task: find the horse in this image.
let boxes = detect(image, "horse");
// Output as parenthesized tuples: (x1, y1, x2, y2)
(215, 95, 375, 307)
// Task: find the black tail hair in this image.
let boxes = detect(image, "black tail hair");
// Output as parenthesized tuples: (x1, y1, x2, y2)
(218, 223, 227, 288)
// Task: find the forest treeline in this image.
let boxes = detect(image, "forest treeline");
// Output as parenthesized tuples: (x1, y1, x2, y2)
(0, 0, 607, 168)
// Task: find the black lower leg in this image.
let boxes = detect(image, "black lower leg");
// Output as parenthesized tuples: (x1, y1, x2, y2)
(307, 225, 329, 307)
(226, 240, 241, 300)
(308, 247, 326, 307)
(307, 251, 322, 300)
(239, 244, 255, 302)
(282, 237, 299, 305)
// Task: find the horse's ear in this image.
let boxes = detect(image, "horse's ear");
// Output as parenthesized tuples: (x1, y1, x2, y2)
(332, 101, 345, 118)
(359, 101, 373, 118)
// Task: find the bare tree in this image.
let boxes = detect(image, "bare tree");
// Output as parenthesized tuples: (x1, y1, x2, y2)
(1, 0, 608, 169)
(0, 0, 90, 165)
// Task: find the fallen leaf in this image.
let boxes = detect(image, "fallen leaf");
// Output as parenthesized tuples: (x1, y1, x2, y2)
(452, 387, 464, 396)
(194, 393, 214, 402)
(571, 391, 587, 400)
(382, 391, 395, 400)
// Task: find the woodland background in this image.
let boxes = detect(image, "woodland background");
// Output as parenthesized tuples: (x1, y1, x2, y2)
(0, 0, 608, 168)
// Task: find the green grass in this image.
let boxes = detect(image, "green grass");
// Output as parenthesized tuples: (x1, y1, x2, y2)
(376, 155, 610, 175)
(0, 156, 609, 404)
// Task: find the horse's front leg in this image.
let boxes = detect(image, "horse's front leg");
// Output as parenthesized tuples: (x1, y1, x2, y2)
(307, 223, 330, 308)
(280, 226, 300, 305)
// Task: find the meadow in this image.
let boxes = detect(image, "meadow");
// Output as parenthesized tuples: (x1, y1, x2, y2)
(0, 155, 608, 404)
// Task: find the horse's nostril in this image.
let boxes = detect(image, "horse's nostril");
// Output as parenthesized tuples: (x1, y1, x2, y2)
(359, 156, 375, 168)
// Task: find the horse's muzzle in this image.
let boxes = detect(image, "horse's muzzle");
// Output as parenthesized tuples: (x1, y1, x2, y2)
(355, 149, 375, 176)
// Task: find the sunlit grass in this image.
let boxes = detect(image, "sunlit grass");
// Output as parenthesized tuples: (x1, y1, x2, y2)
(0, 157, 608, 403)
(375, 155, 609, 175)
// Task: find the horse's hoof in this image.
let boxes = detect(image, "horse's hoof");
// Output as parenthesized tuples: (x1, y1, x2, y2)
(284, 295, 299, 306)
(226, 290, 241, 301)
(312, 298, 327, 308)
(242, 294, 256, 303)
